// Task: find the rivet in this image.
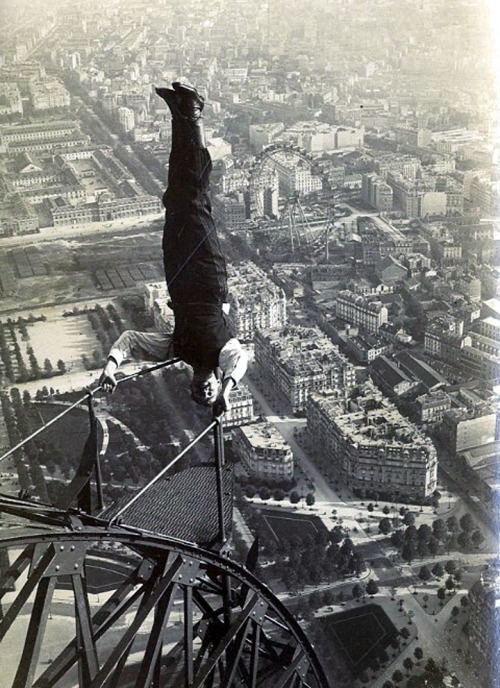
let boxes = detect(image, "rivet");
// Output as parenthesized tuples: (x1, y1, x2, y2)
(55, 565, 60, 571)
(60, 545, 65, 551)
(70, 545, 75, 551)
(178, 575, 183, 579)
(74, 563, 79, 569)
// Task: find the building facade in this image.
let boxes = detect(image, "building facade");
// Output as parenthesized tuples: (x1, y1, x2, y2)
(232, 421, 293, 482)
(227, 262, 287, 341)
(306, 394, 438, 500)
(254, 325, 355, 413)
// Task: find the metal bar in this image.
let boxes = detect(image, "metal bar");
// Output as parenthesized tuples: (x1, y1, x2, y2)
(0, 393, 89, 464)
(12, 575, 56, 688)
(110, 357, 182, 388)
(184, 585, 194, 687)
(192, 593, 261, 688)
(106, 642, 132, 688)
(0, 545, 55, 643)
(221, 619, 251, 687)
(0, 358, 181, 465)
(0, 544, 34, 601)
(250, 623, 261, 688)
(87, 394, 104, 512)
(213, 419, 226, 545)
(88, 555, 184, 688)
(135, 585, 177, 688)
(109, 419, 217, 526)
(34, 574, 146, 687)
(72, 575, 99, 680)
(261, 649, 306, 688)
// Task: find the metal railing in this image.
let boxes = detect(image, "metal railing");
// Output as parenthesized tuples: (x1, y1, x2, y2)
(0, 357, 229, 544)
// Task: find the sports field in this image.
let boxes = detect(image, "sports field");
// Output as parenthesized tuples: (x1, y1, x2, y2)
(320, 604, 397, 668)
(258, 508, 328, 542)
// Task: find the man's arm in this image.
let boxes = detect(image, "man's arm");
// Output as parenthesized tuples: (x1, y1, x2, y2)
(99, 330, 173, 392)
(213, 338, 248, 415)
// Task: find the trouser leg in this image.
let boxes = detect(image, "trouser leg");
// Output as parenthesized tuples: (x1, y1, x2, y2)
(161, 102, 227, 306)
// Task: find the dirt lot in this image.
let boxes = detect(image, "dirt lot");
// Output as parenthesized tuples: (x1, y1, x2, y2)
(0, 224, 164, 314)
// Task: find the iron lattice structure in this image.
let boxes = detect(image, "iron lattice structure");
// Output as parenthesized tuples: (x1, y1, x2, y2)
(0, 361, 329, 688)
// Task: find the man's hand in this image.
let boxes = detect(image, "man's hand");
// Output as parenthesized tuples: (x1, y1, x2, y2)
(212, 378, 234, 418)
(212, 392, 231, 418)
(99, 359, 118, 393)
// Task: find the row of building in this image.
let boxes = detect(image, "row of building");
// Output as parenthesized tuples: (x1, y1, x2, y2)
(0, 122, 162, 235)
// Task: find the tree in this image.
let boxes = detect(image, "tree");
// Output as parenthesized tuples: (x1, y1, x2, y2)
(437, 587, 446, 605)
(417, 540, 429, 560)
(358, 670, 369, 684)
(57, 359, 66, 374)
(403, 657, 414, 675)
(43, 358, 53, 376)
(418, 565, 431, 582)
(401, 540, 416, 563)
(400, 626, 410, 642)
(471, 529, 485, 548)
(392, 670, 404, 684)
(352, 583, 364, 600)
(457, 531, 471, 550)
(417, 523, 432, 542)
(422, 594, 429, 608)
(290, 490, 300, 504)
(259, 486, 271, 500)
(329, 526, 344, 545)
(445, 559, 457, 575)
(445, 576, 455, 593)
(305, 493, 315, 506)
(446, 515, 459, 532)
(383, 505, 390, 514)
(391, 530, 405, 549)
(379, 649, 389, 665)
(367, 502, 374, 512)
(459, 513, 474, 532)
(460, 595, 469, 610)
(414, 647, 424, 663)
(379, 517, 392, 535)
(432, 562, 444, 578)
(451, 606, 460, 620)
(432, 518, 447, 541)
(366, 579, 379, 596)
(403, 511, 415, 526)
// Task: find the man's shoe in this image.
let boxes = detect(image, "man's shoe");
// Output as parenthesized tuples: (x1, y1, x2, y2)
(155, 87, 182, 117)
(172, 82, 205, 120)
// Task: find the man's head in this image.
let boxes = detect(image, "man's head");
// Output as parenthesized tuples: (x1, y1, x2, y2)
(191, 369, 220, 406)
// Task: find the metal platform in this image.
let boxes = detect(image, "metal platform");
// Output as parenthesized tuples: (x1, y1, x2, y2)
(101, 464, 234, 548)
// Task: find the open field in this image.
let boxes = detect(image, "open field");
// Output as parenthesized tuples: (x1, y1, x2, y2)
(0, 226, 164, 312)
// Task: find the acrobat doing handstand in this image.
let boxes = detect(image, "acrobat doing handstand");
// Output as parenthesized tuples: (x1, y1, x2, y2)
(99, 83, 247, 415)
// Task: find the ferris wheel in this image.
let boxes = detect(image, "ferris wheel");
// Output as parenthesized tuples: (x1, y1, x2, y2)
(246, 144, 336, 253)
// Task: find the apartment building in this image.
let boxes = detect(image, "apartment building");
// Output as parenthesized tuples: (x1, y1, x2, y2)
(468, 569, 500, 671)
(335, 290, 389, 334)
(227, 262, 287, 341)
(441, 408, 496, 454)
(306, 394, 438, 499)
(415, 392, 452, 423)
(232, 421, 293, 482)
(254, 325, 355, 413)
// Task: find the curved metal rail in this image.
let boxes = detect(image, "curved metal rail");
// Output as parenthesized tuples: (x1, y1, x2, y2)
(0, 359, 330, 687)
(0, 527, 330, 687)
